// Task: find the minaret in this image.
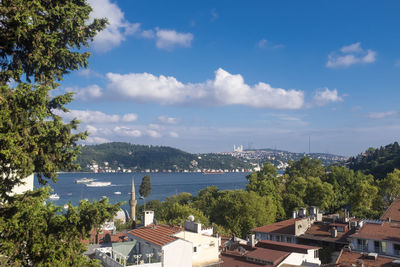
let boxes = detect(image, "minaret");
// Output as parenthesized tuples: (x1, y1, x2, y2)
(129, 178, 137, 221)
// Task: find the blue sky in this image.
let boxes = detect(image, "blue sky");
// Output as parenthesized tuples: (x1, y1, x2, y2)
(58, 0, 400, 156)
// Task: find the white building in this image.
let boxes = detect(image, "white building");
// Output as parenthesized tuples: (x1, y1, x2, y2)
(7, 173, 34, 196)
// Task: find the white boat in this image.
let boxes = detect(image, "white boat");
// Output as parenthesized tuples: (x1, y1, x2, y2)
(75, 177, 95, 184)
(49, 193, 60, 200)
(114, 191, 121, 195)
(85, 181, 111, 187)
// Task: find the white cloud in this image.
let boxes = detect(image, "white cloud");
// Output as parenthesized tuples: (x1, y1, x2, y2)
(368, 111, 396, 119)
(85, 125, 98, 134)
(88, 0, 140, 52)
(55, 109, 138, 124)
(155, 29, 193, 50)
(326, 42, 376, 68)
(121, 113, 138, 122)
(257, 39, 284, 49)
(113, 126, 142, 137)
(311, 88, 343, 106)
(147, 129, 161, 138)
(169, 131, 179, 138)
(86, 136, 110, 144)
(158, 116, 179, 124)
(104, 68, 305, 109)
(71, 84, 103, 101)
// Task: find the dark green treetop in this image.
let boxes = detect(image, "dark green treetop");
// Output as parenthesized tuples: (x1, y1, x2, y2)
(139, 174, 152, 199)
(0, 0, 107, 85)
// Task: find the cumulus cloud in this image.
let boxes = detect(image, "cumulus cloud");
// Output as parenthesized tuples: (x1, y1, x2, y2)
(368, 111, 396, 119)
(121, 113, 139, 122)
(54, 109, 138, 124)
(88, 0, 140, 52)
(147, 129, 161, 138)
(257, 39, 284, 49)
(155, 29, 193, 50)
(86, 136, 110, 144)
(113, 126, 142, 137)
(87, 0, 193, 51)
(326, 42, 376, 68)
(169, 131, 179, 138)
(311, 88, 343, 107)
(158, 116, 180, 124)
(70, 84, 103, 101)
(104, 68, 305, 109)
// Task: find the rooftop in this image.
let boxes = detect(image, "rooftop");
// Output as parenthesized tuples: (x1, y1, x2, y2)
(256, 240, 320, 254)
(350, 222, 400, 243)
(252, 218, 296, 235)
(336, 250, 395, 267)
(381, 199, 400, 222)
(299, 221, 355, 244)
(246, 247, 290, 265)
(128, 224, 182, 247)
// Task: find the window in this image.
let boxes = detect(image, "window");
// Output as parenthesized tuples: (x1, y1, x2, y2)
(314, 250, 319, 259)
(276, 235, 281, 242)
(193, 246, 197, 253)
(382, 241, 387, 253)
(337, 226, 344, 232)
(357, 239, 368, 251)
(286, 236, 292, 243)
(394, 244, 400, 255)
(374, 241, 380, 253)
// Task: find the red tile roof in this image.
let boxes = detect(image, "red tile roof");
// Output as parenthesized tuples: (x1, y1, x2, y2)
(336, 250, 394, 267)
(299, 221, 355, 244)
(256, 240, 320, 254)
(246, 247, 290, 265)
(128, 224, 182, 247)
(252, 219, 296, 235)
(381, 198, 400, 222)
(350, 222, 400, 242)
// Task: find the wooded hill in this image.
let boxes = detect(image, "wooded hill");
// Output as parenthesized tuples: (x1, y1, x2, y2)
(76, 142, 253, 171)
(347, 141, 400, 179)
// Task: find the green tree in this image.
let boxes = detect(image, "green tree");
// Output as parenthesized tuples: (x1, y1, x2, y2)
(246, 163, 285, 220)
(157, 202, 209, 227)
(379, 168, 400, 207)
(139, 175, 152, 209)
(212, 190, 276, 238)
(0, 0, 122, 265)
(0, 188, 120, 266)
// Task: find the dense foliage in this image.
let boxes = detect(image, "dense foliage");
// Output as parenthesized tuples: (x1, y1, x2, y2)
(348, 142, 400, 179)
(76, 142, 253, 171)
(137, 155, 400, 239)
(0, 0, 121, 266)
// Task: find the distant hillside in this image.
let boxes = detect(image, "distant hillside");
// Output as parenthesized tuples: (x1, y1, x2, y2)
(76, 142, 253, 172)
(347, 142, 400, 179)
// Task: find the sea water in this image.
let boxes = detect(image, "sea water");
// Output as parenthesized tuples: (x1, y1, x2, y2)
(35, 172, 249, 209)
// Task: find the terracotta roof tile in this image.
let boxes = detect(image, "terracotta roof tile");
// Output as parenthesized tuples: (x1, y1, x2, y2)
(256, 240, 320, 254)
(299, 221, 355, 244)
(246, 247, 290, 265)
(336, 250, 395, 267)
(252, 219, 296, 235)
(351, 222, 400, 242)
(381, 199, 400, 222)
(128, 224, 182, 247)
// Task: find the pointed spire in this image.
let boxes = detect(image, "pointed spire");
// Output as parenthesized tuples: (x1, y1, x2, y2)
(129, 177, 137, 221)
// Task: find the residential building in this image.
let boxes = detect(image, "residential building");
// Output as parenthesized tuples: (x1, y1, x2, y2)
(349, 220, 400, 258)
(381, 198, 400, 223)
(221, 237, 321, 267)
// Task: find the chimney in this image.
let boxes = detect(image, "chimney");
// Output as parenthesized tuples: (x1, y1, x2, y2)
(143, 210, 154, 227)
(247, 234, 256, 247)
(331, 227, 337, 238)
(388, 217, 391, 223)
(293, 210, 298, 219)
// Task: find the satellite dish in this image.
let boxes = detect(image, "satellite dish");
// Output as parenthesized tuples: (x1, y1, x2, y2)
(188, 215, 195, 221)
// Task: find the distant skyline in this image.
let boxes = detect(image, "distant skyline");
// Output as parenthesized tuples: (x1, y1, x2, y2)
(58, 0, 400, 156)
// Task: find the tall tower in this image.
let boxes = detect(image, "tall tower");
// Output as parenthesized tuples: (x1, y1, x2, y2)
(129, 178, 137, 221)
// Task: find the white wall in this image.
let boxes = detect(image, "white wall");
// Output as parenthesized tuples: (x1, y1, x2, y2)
(162, 239, 192, 267)
(279, 250, 320, 267)
(9, 173, 34, 196)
